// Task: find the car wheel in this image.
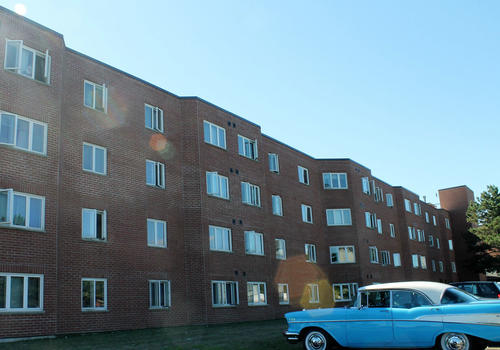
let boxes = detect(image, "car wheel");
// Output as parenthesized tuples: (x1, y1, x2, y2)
(440, 332, 470, 350)
(303, 329, 329, 350)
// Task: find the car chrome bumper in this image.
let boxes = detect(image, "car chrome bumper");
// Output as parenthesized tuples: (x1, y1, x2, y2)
(283, 331, 300, 344)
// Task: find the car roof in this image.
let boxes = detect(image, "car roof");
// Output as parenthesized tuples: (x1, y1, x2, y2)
(359, 281, 451, 305)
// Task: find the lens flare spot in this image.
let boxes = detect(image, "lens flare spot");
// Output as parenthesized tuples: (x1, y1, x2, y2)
(14, 3, 27, 16)
(149, 134, 167, 151)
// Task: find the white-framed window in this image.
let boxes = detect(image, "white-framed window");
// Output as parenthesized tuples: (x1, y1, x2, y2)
(393, 253, 401, 267)
(390, 224, 395, 238)
(439, 261, 444, 272)
(308, 284, 320, 303)
(404, 199, 412, 213)
(4, 40, 51, 83)
(245, 231, 264, 256)
(146, 160, 165, 188)
(323, 173, 347, 189)
(451, 262, 457, 273)
(436, 238, 441, 249)
(84, 80, 107, 113)
(212, 281, 238, 307)
(365, 211, 376, 229)
(374, 186, 384, 202)
(361, 177, 370, 194)
(206, 172, 229, 199)
(305, 243, 317, 263)
(0, 112, 47, 155)
(209, 225, 232, 252)
(381, 250, 391, 265)
(275, 239, 286, 260)
(238, 134, 258, 160)
(431, 260, 436, 272)
(417, 229, 425, 242)
(247, 282, 266, 306)
(377, 219, 383, 234)
(369, 246, 379, 263)
(298, 166, 309, 185)
(82, 208, 106, 240)
(147, 218, 167, 248)
(429, 235, 434, 247)
(326, 209, 352, 226)
(278, 283, 289, 304)
(149, 280, 170, 309)
(203, 121, 226, 149)
(432, 215, 437, 226)
(83, 143, 107, 175)
(408, 226, 417, 240)
(268, 153, 279, 173)
(272, 195, 283, 216)
(330, 246, 355, 264)
(445, 218, 451, 230)
(412, 254, 419, 268)
(448, 239, 454, 251)
(420, 256, 427, 270)
(301, 204, 313, 223)
(145, 104, 164, 132)
(425, 212, 430, 223)
(0, 273, 43, 311)
(0, 190, 45, 230)
(241, 182, 261, 207)
(414, 203, 422, 216)
(386, 193, 394, 207)
(333, 283, 358, 302)
(81, 278, 107, 310)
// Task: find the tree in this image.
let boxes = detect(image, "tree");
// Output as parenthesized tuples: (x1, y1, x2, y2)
(466, 185, 500, 273)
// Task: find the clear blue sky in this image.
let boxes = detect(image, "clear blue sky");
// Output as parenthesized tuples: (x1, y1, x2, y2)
(5, 0, 499, 204)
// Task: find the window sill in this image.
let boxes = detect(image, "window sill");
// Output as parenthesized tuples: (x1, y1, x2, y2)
(82, 238, 108, 243)
(82, 308, 108, 312)
(248, 303, 267, 307)
(83, 169, 107, 176)
(145, 126, 164, 133)
(0, 143, 47, 157)
(147, 245, 168, 249)
(212, 304, 237, 308)
(279, 302, 290, 305)
(0, 224, 45, 233)
(246, 253, 265, 257)
(149, 307, 170, 310)
(0, 309, 44, 314)
(4, 69, 50, 86)
(242, 203, 261, 208)
(323, 188, 348, 190)
(210, 249, 233, 253)
(239, 154, 258, 161)
(207, 194, 230, 201)
(146, 184, 165, 190)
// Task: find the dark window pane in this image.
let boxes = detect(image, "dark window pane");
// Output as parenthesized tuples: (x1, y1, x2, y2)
(368, 291, 390, 308)
(34, 54, 45, 82)
(82, 280, 93, 308)
(10, 277, 24, 308)
(95, 85, 104, 111)
(0, 276, 6, 308)
(150, 282, 158, 307)
(96, 212, 103, 239)
(95, 281, 105, 307)
(13, 195, 26, 226)
(28, 277, 40, 308)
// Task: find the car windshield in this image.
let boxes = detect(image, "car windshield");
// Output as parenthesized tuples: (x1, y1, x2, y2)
(441, 287, 478, 304)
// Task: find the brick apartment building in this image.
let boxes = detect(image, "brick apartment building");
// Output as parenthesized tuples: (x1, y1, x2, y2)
(0, 7, 468, 339)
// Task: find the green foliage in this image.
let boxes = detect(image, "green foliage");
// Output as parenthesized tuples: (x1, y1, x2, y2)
(466, 185, 500, 248)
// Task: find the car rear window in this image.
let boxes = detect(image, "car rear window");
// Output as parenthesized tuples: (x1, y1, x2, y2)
(441, 288, 478, 304)
(477, 283, 499, 298)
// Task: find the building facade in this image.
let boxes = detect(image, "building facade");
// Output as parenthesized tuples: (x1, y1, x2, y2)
(0, 7, 463, 339)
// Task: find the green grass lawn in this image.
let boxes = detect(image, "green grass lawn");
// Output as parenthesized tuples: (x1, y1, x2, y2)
(2, 319, 302, 350)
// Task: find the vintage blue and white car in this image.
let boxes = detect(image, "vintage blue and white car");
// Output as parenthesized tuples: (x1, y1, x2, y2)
(284, 281, 500, 350)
